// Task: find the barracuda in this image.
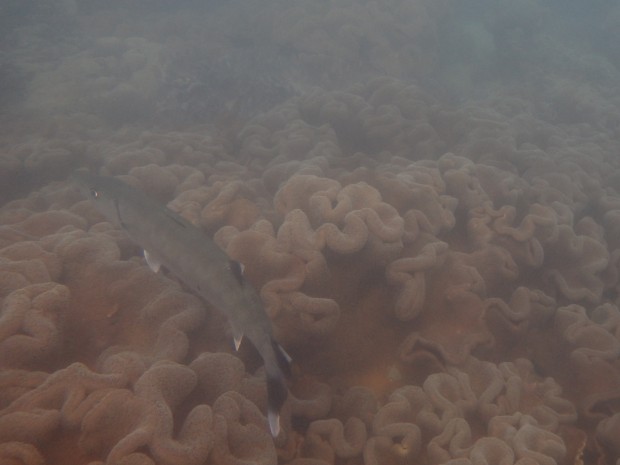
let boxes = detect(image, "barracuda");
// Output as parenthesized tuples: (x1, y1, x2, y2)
(72, 171, 290, 436)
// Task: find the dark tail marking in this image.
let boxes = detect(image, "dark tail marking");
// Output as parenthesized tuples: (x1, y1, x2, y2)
(267, 373, 288, 413)
(266, 373, 288, 436)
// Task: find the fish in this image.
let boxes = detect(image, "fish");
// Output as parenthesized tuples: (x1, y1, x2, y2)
(72, 171, 291, 436)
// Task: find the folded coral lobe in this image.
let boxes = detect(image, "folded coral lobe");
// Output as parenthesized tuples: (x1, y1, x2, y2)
(2, 53, 620, 465)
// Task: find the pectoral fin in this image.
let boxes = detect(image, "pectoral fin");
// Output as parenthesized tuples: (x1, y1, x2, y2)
(229, 260, 245, 286)
(143, 250, 161, 273)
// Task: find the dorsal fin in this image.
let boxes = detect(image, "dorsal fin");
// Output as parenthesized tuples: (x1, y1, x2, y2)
(114, 199, 127, 229)
(272, 340, 292, 377)
(164, 209, 189, 229)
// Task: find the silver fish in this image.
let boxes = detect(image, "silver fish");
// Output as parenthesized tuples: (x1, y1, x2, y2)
(72, 171, 290, 436)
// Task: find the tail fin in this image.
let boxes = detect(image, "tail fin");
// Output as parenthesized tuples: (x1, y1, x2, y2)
(266, 373, 288, 436)
(266, 339, 292, 436)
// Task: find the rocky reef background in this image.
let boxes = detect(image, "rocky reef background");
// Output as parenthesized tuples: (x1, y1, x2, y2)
(1, 0, 620, 464)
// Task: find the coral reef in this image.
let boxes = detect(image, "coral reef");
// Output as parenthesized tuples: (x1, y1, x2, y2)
(1, 76, 619, 465)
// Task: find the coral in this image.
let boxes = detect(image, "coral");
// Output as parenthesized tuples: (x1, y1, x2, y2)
(0, 283, 69, 369)
(1, 76, 620, 465)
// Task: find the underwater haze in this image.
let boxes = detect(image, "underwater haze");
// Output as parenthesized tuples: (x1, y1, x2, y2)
(1, 0, 620, 464)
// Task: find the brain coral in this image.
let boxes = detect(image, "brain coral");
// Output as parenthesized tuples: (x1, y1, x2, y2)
(1, 78, 619, 465)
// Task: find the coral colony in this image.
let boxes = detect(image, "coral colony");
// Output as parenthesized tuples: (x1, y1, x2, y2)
(1, 1, 620, 464)
(1, 79, 619, 464)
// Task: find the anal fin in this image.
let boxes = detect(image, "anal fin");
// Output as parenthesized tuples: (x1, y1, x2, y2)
(232, 326, 244, 351)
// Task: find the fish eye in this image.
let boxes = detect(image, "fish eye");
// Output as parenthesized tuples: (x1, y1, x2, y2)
(90, 188, 99, 199)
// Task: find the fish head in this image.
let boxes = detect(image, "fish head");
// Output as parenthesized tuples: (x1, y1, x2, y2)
(71, 170, 127, 226)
